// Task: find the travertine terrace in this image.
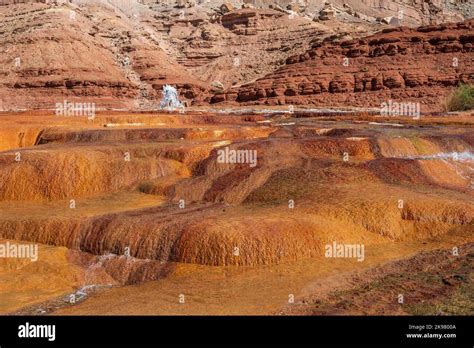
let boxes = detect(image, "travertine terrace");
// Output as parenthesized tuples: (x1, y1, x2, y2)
(0, 109, 472, 315)
(0, 0, 473, 316)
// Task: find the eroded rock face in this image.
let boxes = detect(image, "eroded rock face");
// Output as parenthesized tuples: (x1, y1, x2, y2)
(0, 0, 472, 111)
(0, 1, 208, 110)
(151, 5, 332, 89)
(221, 8, 284, 35)
(217, 20, 474, 111)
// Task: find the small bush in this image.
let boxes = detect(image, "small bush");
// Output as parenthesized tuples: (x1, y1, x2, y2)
(445, 84, 474, 111)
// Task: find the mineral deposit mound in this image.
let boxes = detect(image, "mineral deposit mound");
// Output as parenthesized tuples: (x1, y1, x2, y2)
(0, 0, 472, 316)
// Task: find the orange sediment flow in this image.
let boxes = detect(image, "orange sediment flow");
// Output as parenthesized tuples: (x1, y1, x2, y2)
(0, 183, 471, 267)
(0, 240, 86, 314)
(0, 111, 472, 315)
(0, 191, 165, 219)
(0, 113, 472, 265)
(50, 231, 473, 316)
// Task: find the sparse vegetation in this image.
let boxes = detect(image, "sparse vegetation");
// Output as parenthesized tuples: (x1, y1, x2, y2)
(445, 84, 474, 111)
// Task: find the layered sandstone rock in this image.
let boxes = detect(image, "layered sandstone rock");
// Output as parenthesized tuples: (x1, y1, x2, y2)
(146, 5, 335, 89)
(0, 0, 472, 111)
(216, 20, 474, 111)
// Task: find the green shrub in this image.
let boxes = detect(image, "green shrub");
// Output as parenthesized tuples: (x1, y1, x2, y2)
(445, 84, 474, 111)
